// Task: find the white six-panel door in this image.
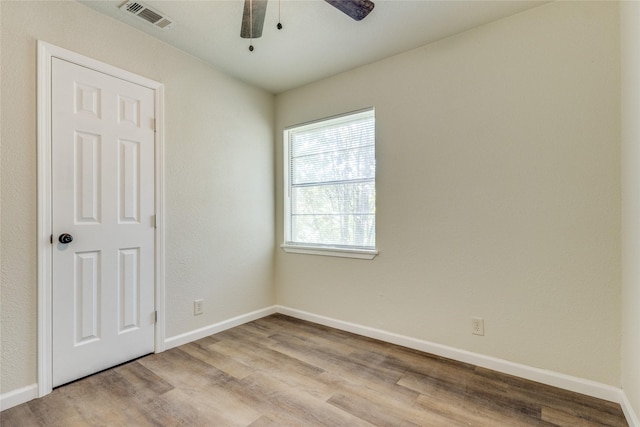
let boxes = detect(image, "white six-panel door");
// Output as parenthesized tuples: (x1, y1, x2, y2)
(51, 58, 156, 387)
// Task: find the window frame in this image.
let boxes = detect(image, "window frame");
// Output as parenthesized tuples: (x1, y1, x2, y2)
(281, 108, 378, 260)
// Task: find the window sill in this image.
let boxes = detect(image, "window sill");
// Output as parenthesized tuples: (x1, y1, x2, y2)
(280, 244, 378, 260)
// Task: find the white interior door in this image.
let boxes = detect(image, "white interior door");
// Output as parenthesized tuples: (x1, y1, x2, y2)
(51, 57, 156, 387)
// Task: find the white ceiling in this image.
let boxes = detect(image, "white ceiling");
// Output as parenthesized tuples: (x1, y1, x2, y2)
(79, 0, 545, 94)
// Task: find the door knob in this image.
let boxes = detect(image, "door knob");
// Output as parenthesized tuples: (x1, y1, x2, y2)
(58, 233, 73, 244)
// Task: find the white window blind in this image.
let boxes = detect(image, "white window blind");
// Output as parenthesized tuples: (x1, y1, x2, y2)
(284, 109, 375, 252)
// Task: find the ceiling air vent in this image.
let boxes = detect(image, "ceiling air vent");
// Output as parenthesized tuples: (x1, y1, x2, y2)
(119, 1, 174, 30)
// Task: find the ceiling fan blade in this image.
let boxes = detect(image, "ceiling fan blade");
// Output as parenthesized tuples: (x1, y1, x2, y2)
(241, 0, 268, 38)
(325, 0, 375, 21)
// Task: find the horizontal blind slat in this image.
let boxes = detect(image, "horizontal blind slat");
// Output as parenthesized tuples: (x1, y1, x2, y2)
(287, 109, 375, 248)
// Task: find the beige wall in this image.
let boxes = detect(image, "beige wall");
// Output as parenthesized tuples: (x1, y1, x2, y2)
(621, 0, 640, 418)
(0, 0, 629, 405)
(275, 1, 621, 386)
(0, 1, 275, 393)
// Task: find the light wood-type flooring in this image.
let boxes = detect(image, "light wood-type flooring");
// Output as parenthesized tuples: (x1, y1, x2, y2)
(1, 314, 628, 426)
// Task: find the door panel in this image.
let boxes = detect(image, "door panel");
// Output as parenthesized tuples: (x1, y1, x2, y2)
(75, 131, 102, 223)
(75, 250, 101, 344)
(118, 247, 140, 332)
(51, 58, 155, 387)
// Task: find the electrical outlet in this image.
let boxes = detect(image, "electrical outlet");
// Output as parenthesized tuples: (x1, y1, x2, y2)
(194, 299, 204, 316)
(472, 317, 484, 336)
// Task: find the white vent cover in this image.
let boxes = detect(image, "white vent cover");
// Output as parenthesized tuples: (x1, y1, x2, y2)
(119, 1, 174, 30)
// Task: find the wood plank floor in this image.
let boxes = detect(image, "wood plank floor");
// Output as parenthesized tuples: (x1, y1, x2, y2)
(1, 314, 628, 426)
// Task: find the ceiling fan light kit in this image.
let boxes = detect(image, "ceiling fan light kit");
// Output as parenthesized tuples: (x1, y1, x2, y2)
(241, 0, 375, 51)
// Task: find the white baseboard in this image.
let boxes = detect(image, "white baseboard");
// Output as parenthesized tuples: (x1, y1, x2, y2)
(0, 306, 278, 412)
(3, 305, 635, 427)
(0, 383, 38, 412)
(275, 306, 624, 404)
(164, 305, 278, 350)
(621, 391, 640, 427)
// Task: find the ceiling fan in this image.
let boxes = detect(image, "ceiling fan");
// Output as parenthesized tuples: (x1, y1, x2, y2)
(241, 0, 375, 50)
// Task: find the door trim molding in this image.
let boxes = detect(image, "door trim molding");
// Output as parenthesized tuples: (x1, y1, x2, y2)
(36, 40, 166, 397)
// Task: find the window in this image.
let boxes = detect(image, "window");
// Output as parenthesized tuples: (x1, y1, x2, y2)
(282, 108, 377, 259)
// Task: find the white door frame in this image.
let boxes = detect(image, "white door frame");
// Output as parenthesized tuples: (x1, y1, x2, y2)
(36, 40, 166, 397)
